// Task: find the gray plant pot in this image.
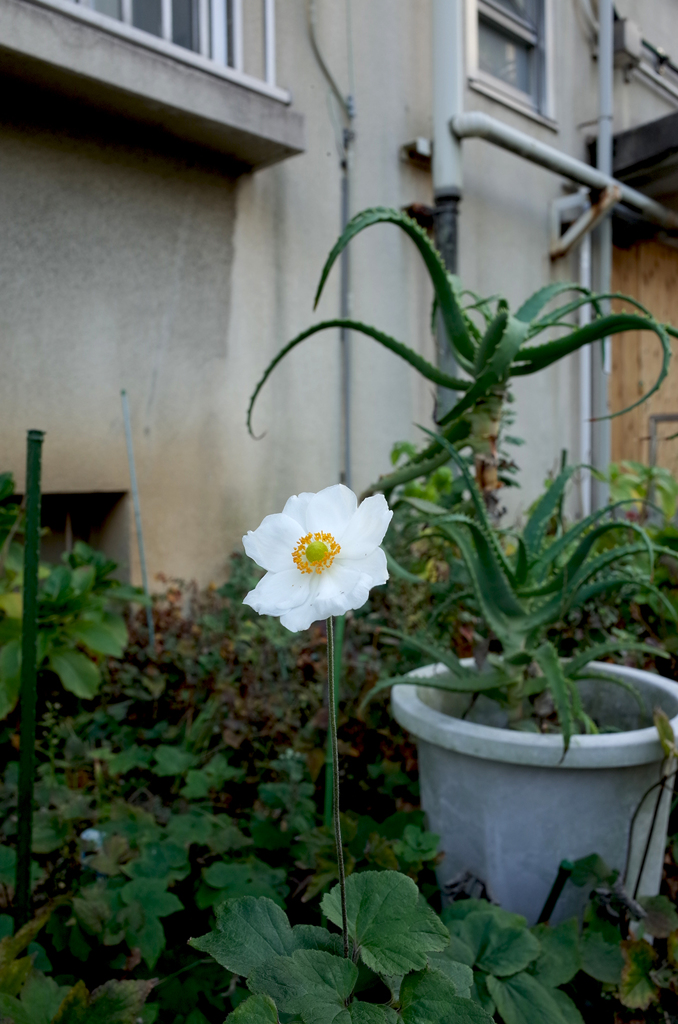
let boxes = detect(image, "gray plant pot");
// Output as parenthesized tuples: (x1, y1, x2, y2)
(391, 660, 678, 924)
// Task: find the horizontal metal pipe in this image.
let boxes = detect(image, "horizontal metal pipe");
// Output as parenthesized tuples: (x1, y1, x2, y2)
(451, 111, 678, 231)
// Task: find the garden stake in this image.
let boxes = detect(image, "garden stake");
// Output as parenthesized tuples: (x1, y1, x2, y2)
(326, 616, 349, 957)
(537, 859, 574, 923)
(323, 613, 345, 829)
(15, 428, 44, 928)
(121, 389, 155, 652)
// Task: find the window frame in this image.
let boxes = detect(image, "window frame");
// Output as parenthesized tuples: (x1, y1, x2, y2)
(466, 0, 556, 127)
(35, 0, 287, 102)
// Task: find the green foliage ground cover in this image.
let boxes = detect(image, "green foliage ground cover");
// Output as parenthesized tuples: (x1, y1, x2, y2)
(0, 545, 446, 1023)
(3, 470, 678, 1021)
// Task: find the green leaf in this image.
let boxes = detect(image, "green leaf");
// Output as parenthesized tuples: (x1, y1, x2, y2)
(313, 208, 475, 365)
(248, 949, 358, 1024)
(66, 619, 126, 658)
(528, 919, 581, 987)
(321, 871, 449, 975)
(48, 650, 101, 699)
(515, 282, 585, 323)
(653, 708, 676, 759)
(229, 994, 278, 1023)
(151, 746, 197, 776)
(82, 979, 156, 1024)
(487, 972, 584, 1024)
(108, 745, 153, 775)
(638, 894, 678, 939)
(399, 969, 494, 1024)
(0, 993, 34, 1024)
(619, 939, 658, 1010)
(522, 465, 577, 558)
(189, 896, 294, 977)
(533, 643, 573, 752)
(512, 314, 671, 423)
(0, 640, 21, 720)
(579, 929, 623, 984)
(120, 878, 182, 918)
(19, 972, 71, 1024)
(291, 925, 344, 956)
(0, 846, 16, 887)
(51, 981, 90, 1024)
(198, 860, 288, 908)
(247, 319, 469, 439)
(424, 952, 474, 997)
(350, 1003, 394, 1023)
(449, 912, 540, 977)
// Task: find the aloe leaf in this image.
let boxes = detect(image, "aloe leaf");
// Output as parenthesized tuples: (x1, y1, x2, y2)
(436, 521, 525, 640)
(562, 542, 654, 600)
(515, 281, 587, 322)
(313, 207, 476, 366)
(530, 291, 653, 333)
(534, 642, 573, 752)
(364, 421, 472, 498)
(474, 310, 508, 374)
(364, 667, 506, 704)
(513, 538, 529, 586)
(247, 318, 469, 436)
(522, 464, 578, 559)
(438, 316, 530, 428)
(529, 500, 645, 582)
(524, 524, 654, 600)
(378, 628, 467, 676)
(384, 551, 427, 585)
(565, 641, 669, 678)
(511, 315, 671, 420)
(418, 430, 517, 582)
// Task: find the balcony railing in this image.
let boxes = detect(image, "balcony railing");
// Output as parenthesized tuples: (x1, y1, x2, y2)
(30, 0, 289, 102)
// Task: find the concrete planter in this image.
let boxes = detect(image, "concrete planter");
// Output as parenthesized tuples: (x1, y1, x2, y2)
(391, 661, 678, 924)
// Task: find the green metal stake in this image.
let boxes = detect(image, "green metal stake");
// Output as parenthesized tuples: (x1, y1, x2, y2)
(324, 614, 345, 829)
(15, 429, 44, 928)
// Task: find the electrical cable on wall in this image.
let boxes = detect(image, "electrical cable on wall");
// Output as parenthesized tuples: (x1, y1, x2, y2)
(307, 0, 355, 489)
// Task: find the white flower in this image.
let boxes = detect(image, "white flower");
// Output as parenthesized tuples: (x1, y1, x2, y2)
(242, 484, 393, 632)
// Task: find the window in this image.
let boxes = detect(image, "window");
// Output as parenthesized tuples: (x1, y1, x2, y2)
(469, 0, 552, 121)
(65, 0, 278, 91)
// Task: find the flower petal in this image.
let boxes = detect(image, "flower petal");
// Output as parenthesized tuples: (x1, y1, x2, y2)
(337, 547, 388, 587)
(337, 495, 393, 558)
(242, 514, 302, 572)
(306, 484, 358, 539)
(282, 492, 315, 530)
(243, 569, 310, 615)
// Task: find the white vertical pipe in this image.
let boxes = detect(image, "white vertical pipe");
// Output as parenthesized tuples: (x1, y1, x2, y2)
(161, 0, 172, 40)
(579, 232, 592, 518)
(121, 0, 132, 25)
(231, 0, 243, 70)
(433, 0, 463, 196)
(591, 0, 613, 509)
(210, 0, 226, 61)
(264, 0, 275, 85)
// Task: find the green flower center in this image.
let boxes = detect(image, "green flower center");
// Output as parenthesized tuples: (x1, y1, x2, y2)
(305, 540, 329, 564)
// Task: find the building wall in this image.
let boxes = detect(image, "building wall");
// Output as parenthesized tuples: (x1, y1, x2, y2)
(2, 0, 678, 583)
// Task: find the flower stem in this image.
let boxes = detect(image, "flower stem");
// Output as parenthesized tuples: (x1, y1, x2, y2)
(327, 616, 349, 958)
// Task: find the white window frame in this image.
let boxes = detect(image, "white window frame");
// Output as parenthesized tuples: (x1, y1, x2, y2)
(36, 0, 289, 103)
(465, 0, 556, 128)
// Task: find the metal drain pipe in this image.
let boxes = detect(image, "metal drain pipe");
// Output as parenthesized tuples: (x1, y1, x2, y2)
(591, 0, 614, 510)
(432, 0, 464, 418)
(450, 112, 678, 231)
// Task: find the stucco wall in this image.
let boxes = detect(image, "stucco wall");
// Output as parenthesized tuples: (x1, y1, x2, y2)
(1, 0, 678, 584)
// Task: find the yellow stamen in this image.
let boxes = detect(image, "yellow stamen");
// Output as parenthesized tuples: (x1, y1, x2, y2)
(292, 531, 340, 574)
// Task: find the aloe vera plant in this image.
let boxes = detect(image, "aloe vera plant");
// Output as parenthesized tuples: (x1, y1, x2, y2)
(370, 435, 674, 751)
(247, 207, 674, 503)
